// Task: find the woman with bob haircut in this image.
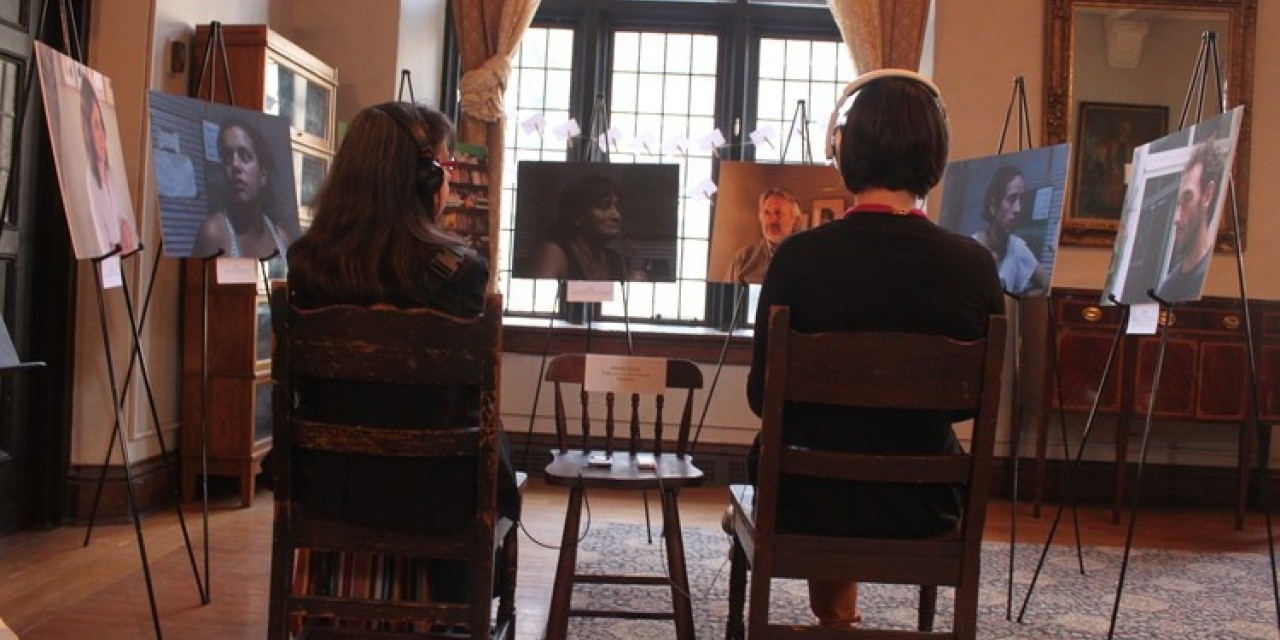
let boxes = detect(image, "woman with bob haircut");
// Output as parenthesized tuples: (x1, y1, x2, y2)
(744, 70, 1004, 628)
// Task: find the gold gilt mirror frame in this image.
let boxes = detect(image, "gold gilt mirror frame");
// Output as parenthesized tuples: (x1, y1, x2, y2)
(1043, 0, 1256, 248)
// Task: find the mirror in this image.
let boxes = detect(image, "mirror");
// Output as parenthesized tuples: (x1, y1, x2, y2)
(1043, 0, 1256, 248)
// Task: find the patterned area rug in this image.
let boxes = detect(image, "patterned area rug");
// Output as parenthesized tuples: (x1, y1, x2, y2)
(564, 523, 1279, 639)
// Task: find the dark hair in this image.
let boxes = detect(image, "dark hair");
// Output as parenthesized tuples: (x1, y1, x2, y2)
(79, 75, 106, 183)
(1186, 139, 1227, 196)
(287, 102, 462, 304)
(550, 173, 622, 241)
(217, 116, 279, 221)
(836, 76, 948, 198)
(982, 164, 1024, 221)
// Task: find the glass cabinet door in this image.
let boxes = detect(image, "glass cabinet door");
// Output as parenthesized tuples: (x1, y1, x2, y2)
(264, 57, 332, 151)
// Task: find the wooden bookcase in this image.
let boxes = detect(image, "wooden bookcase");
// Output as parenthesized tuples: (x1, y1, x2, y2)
(180, 25, 337, 506)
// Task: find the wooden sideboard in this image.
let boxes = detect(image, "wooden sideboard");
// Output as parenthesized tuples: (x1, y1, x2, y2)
(1022, 288, 1278, 528)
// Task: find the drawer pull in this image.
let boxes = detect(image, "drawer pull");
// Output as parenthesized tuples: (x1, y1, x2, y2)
(1160, 310, 1175, 327)
(1082, 306, 1103, 322)
(1223, 315, 1240, 330)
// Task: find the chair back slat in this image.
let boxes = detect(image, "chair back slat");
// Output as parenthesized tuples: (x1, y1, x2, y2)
(292, 421, 481, 458)
(543, 354, 703, 458)
(783, 330, 987, 410)
(286, 302, 497, 387)
(779, 449, 972, 485)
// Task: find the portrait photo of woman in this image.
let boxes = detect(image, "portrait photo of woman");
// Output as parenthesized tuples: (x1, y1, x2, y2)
(191, 116, 293, 259)
(510, 161, 678, 283)
(149, 93, 300, 259)
(34, 42, 140, 260)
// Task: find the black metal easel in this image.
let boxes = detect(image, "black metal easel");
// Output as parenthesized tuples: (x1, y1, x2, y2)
(993, 75, 1086, 623)
(397, 69, 416, 103)
(187, 20, 237, 603)
(82, 244, 207, 611)
(1018, 31, 1279, 637)
(690, 97, 811, 455)
(87, 246, 165, 640)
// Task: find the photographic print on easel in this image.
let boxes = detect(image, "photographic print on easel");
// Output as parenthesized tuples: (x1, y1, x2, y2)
(149, 91, 300, 260)
(938, 144, 1070, 297)
(1101, 107, 1241, 306)
(708, 161, 846, 285)
(510, 161, 680, 283)
(34, 42, 139, 262)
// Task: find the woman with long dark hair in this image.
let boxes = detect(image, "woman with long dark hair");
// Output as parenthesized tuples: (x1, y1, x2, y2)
(284, 101, 519, 632)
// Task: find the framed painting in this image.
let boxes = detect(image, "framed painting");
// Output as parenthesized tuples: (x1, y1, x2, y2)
(811, 197, 844, 228)
(1066, 102, 1167, 243)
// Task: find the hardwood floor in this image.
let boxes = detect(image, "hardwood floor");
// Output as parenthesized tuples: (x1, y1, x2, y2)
(0, 478, 1274, 639)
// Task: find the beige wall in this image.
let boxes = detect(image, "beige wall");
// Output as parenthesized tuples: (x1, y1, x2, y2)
(71, 1, 1278, 470)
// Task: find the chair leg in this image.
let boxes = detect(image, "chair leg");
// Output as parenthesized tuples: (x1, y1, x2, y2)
(266, 528, 293, 639)
(726, 534, 747, 640)
(659, 490, 696, 640)
(918, 585, 938, 632)
(497, 524, 518, 640)
(545, 487, 584, 640)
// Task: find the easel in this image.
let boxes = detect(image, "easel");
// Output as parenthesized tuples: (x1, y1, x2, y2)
(993, 76, 1086, 623)
(1017, 32, 1280, 637)
(186, 20, 240, 603)
(690, 98, 811, 455)
(519, 92, 631, 456)
(397, 69, 415, 103)
(34, 1, 202, 637)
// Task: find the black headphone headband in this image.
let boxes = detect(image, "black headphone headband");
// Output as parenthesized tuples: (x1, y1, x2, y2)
(374, 103, 445, 201)
(824, 68, 944, 164)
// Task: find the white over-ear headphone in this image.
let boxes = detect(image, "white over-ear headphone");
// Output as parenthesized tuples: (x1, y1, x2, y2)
(824, 68, 944, 165)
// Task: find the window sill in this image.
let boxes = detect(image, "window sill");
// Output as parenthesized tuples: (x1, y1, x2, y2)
(501, 316, 755, 366)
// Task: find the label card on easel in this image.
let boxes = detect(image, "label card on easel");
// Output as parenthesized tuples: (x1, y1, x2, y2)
(566, 280, 614, 303)
(98, 256, 123, 289)
(216, 258, 258, 284)
(584, 354, 668, 394)
(1126, 303, 1159, 335)
(746, 284, 762, 322)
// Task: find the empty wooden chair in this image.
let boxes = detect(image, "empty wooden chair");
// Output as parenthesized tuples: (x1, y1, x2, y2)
(267, 290, 518, 639)
(726, 307, 1006, 639)
(541, 354, 705, 640)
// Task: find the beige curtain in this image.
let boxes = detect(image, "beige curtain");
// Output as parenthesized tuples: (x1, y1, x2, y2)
(451, 0, 541, 287)
(827, 0, 931, 71)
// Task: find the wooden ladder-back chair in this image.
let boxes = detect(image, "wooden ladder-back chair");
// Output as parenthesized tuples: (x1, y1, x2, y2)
(726, 307, 1007, 640)
(267, 290, 517, 639)
(541, 354, 705, 640)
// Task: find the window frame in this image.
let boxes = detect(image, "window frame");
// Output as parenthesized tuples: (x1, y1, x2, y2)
(443, 0, 845, 358)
